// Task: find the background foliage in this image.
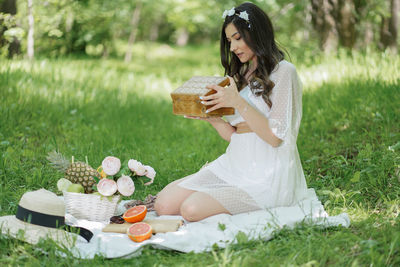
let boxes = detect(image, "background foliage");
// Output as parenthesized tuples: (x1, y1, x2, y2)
(0, 0, 399, 59)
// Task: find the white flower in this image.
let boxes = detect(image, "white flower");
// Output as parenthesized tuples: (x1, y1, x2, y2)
(101, 156, 121, 176)
(222, 7, 235, 19)
(222, 10, 228, 19)
(116, 175, 135, 197)
(239, 11, 249, 22)
(128, 159, 147, 176)
(97, 178, 118, 196)
(128, 159, 138, 171)
(143, 165, 156, 185)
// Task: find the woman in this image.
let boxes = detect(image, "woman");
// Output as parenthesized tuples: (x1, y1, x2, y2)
(155, 2, 308, 222)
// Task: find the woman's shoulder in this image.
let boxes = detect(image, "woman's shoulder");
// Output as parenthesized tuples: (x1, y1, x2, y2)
(272, 60, 297, 75)
(269, 60, 298, 84)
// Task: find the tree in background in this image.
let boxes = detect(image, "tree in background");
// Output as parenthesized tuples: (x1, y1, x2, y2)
(125, 0, 142, 62)
(1, 0, 398, 58)
(310, 0, 337, 52)
(380, 0, 399, 52)
(310, 0, 399, 53)
(310, 0, 366, 52)
(27, 0, 33, 59)
(0, 0, 21, 57)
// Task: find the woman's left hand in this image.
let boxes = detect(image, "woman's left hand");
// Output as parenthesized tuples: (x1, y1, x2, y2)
(201, 76, 242, 113)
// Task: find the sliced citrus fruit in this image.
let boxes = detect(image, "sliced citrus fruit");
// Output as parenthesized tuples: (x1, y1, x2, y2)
(123, 205, 147, 223)
(127, 222, 152, 242)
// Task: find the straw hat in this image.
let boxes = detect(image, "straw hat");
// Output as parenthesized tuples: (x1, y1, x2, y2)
(0, 189, 93, 249)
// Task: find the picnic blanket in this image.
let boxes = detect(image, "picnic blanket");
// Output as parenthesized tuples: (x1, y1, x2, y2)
(64, 189, 350, 259)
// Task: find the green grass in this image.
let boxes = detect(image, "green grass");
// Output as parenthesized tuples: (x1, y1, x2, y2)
(0, 43, 399, 266)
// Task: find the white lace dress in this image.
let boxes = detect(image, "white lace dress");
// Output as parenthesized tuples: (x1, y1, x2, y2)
(177, 60, 308, 214)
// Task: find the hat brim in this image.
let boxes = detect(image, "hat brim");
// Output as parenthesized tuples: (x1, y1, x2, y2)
(0, 215, 85, 249)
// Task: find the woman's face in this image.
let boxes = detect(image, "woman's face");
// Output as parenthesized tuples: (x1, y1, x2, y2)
(225, 23, 256, 64)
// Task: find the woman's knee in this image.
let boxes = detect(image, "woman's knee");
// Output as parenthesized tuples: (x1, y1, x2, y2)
(154, 198, 168, 215)
(155, 184, 195, 216)
(180, 192, 230, 222)
(154, 194, 176, 215)
(180, 201, 201, 222)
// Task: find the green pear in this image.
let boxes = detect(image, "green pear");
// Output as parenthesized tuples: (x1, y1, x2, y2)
(57, 178, 72, 192)
(67, 183, 85, 193)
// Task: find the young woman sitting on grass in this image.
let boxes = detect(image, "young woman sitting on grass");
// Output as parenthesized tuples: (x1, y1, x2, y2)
(155, 2, 308, 222)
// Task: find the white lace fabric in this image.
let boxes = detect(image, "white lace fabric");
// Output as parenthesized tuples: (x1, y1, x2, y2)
(178, 169, 260, 214)
(179, 60, 308, 212)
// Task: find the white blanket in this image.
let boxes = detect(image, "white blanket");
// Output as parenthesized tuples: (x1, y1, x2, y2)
(65, 189, 350, 259)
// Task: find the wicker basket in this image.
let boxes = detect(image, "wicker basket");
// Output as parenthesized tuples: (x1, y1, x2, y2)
(63, 191, 121, 222)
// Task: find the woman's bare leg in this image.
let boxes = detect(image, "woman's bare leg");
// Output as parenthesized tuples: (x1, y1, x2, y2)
(180, 192, 230, 222)
(154, 176, 195, 215)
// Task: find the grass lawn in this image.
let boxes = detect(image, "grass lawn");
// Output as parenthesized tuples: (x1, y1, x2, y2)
(0, 43, 399, 266)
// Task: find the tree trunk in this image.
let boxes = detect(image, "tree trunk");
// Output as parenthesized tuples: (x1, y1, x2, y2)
(334, 0, 357, 49)
(310, 0, 367, 51)
(310, 0, 337, 53)
(363, 22, 374, 46)
(124, 1, 142, 63)
(176, 28, 189, 46)
(27, 0, 34, 59)
(0, 0, 20, 57)
(380, 0, 399, 53)
(149, 19, 161, 42)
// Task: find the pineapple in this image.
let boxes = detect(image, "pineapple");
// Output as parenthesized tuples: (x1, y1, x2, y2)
(47, 151, 99, 193)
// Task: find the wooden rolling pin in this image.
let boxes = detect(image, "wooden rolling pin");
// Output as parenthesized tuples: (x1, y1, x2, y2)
(102, 219, 184, 234)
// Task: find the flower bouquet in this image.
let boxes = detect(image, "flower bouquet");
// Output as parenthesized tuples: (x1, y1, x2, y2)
(96, 156, 156, 198)
(47, 151, 156, 222)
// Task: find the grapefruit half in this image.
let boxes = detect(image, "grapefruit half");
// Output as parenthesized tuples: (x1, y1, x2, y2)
(123, 205, 147, 223)
(127, 222, 152, 242)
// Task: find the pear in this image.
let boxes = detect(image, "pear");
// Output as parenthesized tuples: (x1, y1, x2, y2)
(67, 183, 85, 193)
(57, 178, 72, 192)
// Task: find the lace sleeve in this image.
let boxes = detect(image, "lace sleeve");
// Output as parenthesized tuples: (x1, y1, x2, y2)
(268, 63, 298, 141)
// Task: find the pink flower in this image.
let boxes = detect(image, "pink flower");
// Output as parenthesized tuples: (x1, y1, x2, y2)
(102, 156, 121, 176)
(97, 178, 118, 196)
(116, 175, 135, 197)
(128, 159, 146, 176)
(144, 165, 156, 185)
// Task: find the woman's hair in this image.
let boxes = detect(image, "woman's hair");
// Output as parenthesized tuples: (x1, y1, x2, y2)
(220, 2, 284, 108)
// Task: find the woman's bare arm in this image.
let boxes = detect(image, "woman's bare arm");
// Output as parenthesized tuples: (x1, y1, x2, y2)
(184, 116, 235, 142)
(202, 77, 282, 147)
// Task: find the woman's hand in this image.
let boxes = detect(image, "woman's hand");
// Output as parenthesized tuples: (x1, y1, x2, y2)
(201, 76, 242, 113)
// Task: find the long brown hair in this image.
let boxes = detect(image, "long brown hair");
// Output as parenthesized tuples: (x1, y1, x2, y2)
(220, 2, 284, 108)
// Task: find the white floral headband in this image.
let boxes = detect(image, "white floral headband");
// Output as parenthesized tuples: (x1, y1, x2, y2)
(222, 7, 250, 28)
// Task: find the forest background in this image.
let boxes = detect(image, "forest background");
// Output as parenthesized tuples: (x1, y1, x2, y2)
(1, 0, 399, 60)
